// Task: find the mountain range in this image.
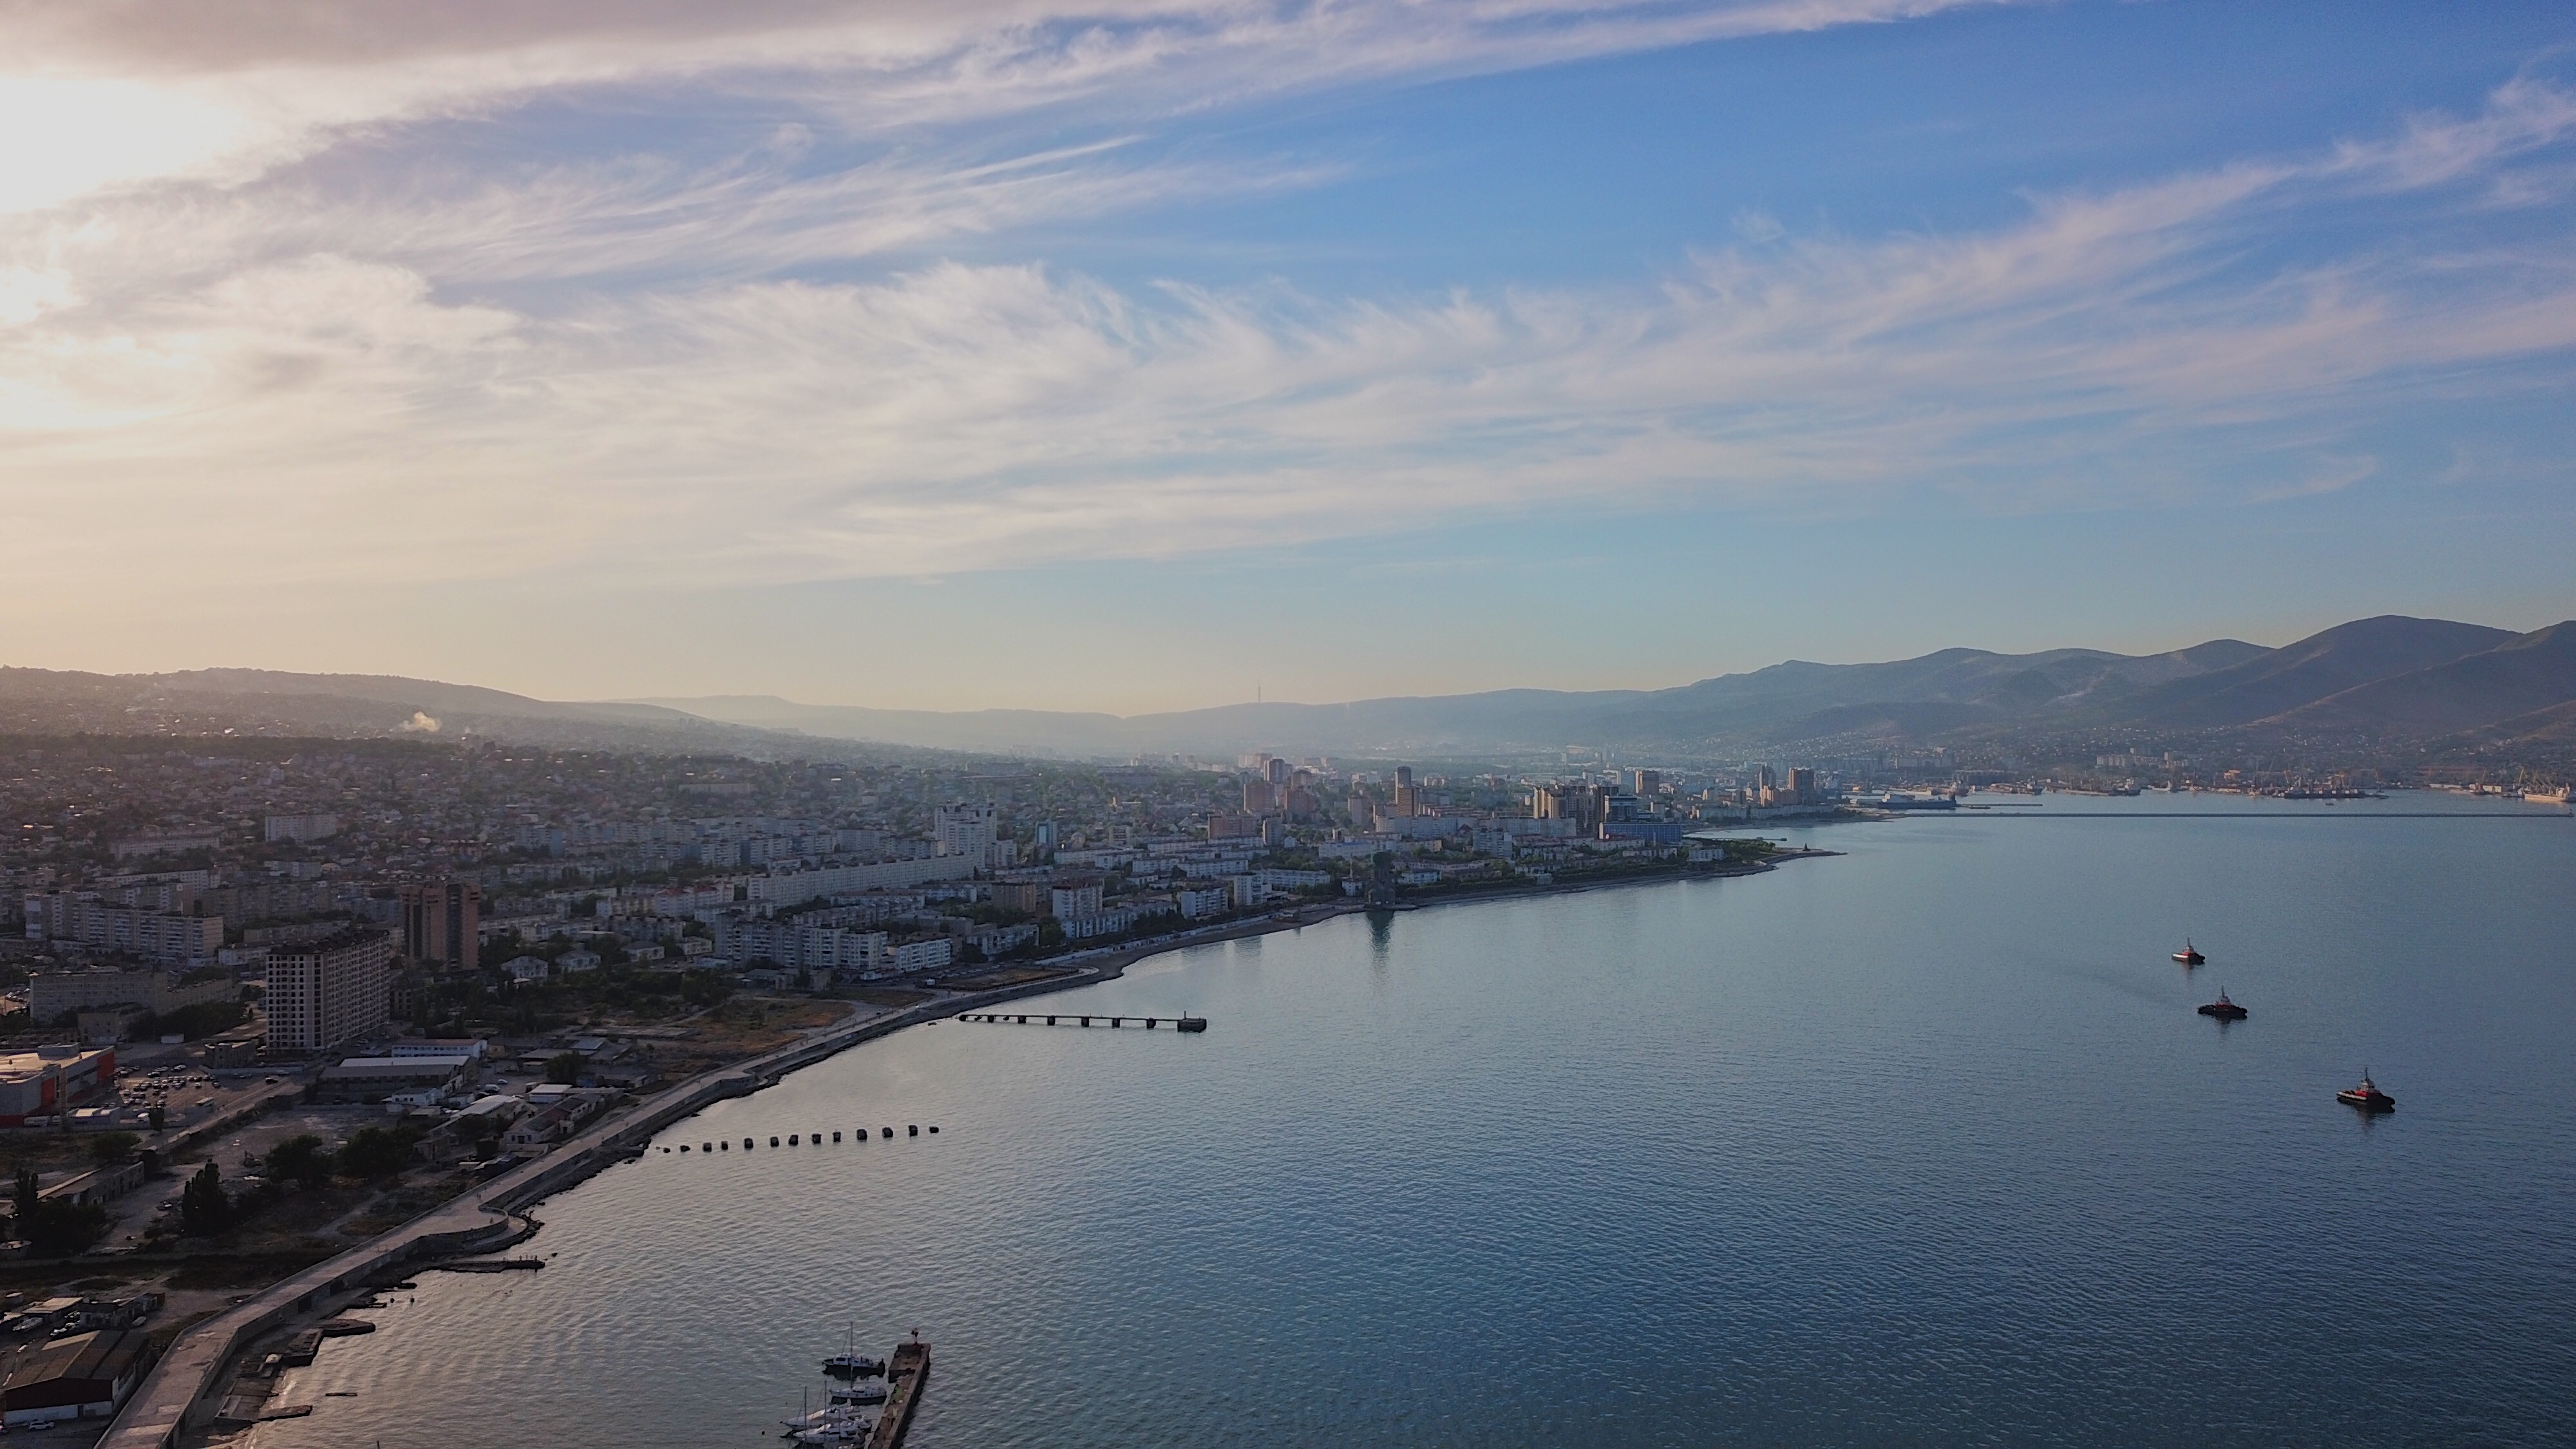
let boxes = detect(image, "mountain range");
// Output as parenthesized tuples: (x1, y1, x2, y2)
(4, 614, 2571, 762)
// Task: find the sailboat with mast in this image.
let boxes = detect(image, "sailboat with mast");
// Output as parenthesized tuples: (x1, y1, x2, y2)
(822, 1321, 886, 1378)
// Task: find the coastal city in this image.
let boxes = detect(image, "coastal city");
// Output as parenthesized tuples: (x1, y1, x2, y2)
(0, 734, 1861, 1437)
(6, 1, 2573, 1443)
(0, 716, 2565, 1437)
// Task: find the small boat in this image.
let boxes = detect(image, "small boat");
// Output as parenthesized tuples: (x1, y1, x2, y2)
(2336, 1072, 2396, 1113)
(2172, 939, 2205, 965)
(784, 1406, 875, 1433)
(2196, 989, 2247, 1021)
(830, 1382, 889, 1406)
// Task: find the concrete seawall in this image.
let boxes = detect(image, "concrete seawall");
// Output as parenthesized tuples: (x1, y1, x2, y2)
(100, 965, 1136, 1449)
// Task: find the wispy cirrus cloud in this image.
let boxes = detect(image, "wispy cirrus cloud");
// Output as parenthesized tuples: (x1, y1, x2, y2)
(0, 0, 2011, 211)
(5, 75, 2574, 618)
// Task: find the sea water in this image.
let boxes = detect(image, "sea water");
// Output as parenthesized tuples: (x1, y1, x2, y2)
(250, 795, 2576, 1447)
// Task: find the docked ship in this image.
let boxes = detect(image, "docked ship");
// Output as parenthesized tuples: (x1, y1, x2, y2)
(2172, 940, 2205, 965)
(2336, 1073, 2396, 1113)
(2196, 989, 2247, 1021)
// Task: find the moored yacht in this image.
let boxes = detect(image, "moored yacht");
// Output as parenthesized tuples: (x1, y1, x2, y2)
(831, 1381, 889, 1406)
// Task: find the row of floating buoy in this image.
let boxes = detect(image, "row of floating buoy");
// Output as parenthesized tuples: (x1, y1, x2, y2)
(662, 1124, 938, 1154)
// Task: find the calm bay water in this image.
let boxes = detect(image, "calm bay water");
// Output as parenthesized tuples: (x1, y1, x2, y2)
(252, 795, 2576, 1448)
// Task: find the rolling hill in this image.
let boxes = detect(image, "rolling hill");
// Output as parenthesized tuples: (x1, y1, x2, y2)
(5, 614, 2568, 761)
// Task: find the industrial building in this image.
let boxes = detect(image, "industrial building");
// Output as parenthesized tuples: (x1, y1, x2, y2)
(317, 1052, 476, 1103)
(0, 1046, 118, 1128)
(1, 1329, 147, 1427)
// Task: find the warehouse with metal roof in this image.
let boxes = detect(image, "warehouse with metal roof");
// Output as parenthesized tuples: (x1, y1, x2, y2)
(2, 1328, 149, 1426)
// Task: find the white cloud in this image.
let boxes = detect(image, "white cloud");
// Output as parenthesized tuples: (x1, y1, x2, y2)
(1, 0, 2009, 213)
(6, 81, 2575, 609)
(2, 10, 2573, 628)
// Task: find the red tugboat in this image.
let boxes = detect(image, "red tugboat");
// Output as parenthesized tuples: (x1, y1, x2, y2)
(2196, 989, 2247, 1021)
(2336, 1072, 2396, 1113)
(2172, 939, 2206, 965)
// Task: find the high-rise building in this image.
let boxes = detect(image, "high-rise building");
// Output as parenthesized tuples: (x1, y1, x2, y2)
(263, 813, 340, 843)
(1392, 765, 1421, 818)
(1788, 767, 1818, 805)
(1531, 782, 1607, 834)
(1629, 769, 1662, 797)
(399, 881, 480, 972)
(1267, 757, 1291, 786)
(934, 804, 999, 858)
(1243, 777, 1277, 813)
(265, 927, 394, 1053)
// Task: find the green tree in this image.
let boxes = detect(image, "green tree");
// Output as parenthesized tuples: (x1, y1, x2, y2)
(265, 1134, 334, 1189)
(15, 1185, 107, 1256)
(336, 1126, 412, 1180)
(179, 1159, 231, 1236)
(544, 1052, 585, 1085)
(88, 1132, 139, 1166)
(147, 1106, 166, 1132)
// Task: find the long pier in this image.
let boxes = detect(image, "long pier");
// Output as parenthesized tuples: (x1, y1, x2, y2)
(867, 1339, 930, 1449)
(959, 1011, 1208, 1031)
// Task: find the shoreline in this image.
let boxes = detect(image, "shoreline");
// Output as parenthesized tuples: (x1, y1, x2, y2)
(108, 849, 1834, 1448)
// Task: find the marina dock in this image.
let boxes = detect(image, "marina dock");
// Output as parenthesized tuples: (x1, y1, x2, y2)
(867, 1340, 931, 1449)
(961, 1011, 1207, 1031)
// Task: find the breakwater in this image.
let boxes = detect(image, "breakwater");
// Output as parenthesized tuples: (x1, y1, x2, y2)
(866, 1340, 931, 1449)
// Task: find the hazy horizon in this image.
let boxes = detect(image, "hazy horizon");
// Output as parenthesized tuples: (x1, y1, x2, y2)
(21, 607, 2575, 722)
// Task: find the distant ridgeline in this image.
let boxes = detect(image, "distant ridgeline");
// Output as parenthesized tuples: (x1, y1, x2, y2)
(2, 614, 2572, 770)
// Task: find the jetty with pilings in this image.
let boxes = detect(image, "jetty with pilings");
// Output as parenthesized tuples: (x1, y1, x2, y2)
(960, 1011, 1208, 1032)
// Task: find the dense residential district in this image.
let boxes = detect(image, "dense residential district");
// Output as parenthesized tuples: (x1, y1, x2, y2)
(0, 732, 2554, 1430)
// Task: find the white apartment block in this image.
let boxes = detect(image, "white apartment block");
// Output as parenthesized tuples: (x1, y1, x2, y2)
(885, 936, 953, 974)
(745, 855, 974, 907)
(263, 813, 340, 843)
(22, 894, 224, 964)
(26, 968, 236, 1023)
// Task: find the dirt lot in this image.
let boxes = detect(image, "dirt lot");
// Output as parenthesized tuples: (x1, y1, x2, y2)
(637, 997, 860, 1078)
(939, 967, 1078, 991)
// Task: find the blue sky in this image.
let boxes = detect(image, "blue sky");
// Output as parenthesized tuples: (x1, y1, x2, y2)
(3, 0, 2573, 711)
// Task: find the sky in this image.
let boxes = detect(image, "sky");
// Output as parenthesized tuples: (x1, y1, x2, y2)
(3, 0, 2574, 714)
